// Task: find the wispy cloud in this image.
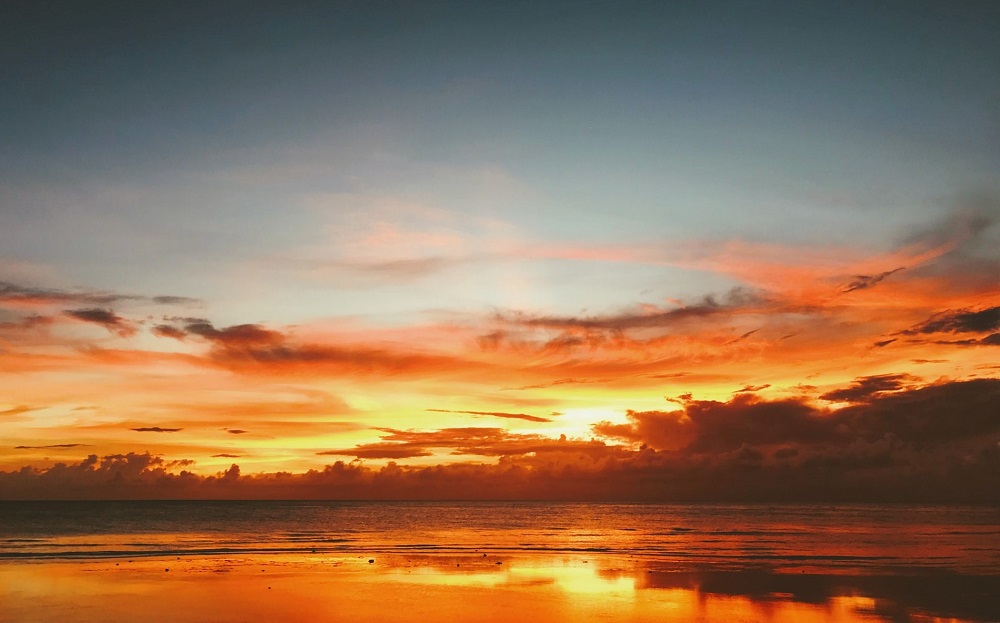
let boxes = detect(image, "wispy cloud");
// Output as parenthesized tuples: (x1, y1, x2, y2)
(425, 408, 552, 423)
(841, 267, 904, 293)
(1, 281, 198, 309)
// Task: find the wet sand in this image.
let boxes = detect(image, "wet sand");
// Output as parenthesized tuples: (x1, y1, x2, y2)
(2, 553, 995, 623)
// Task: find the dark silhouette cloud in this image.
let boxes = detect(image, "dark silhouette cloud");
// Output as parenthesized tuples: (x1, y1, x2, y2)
(151, 324, 187, 339)
(64, 308, 136, 337)
(497, 288, 767, 332)
(151, 318, 481, 378)
(318, 445, 434, 459)
(596, 395, 836, 453)
(1, 282, 129, 307)
(597, 378, 1000, 456)
(836, 378, 1000, 445)
(3, 377, 1000, 504)
(735, 384, 770, 393)
(819, 373, 919, 402)
(320, 427, 618, 460)
(0, 281, 198, 308)
(904, 306, 1000, 336)
(130, 426, 183, 433)
(724, 329, 759, 345)
(981, 332, 1000, 345)
(184, 321, 283, 345)
(842, 267, 904, 293)
(14, 443, 89, 449)
(212, 453, 241, 458)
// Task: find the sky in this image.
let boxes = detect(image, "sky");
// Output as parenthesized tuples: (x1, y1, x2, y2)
(1, 0, 999, 500)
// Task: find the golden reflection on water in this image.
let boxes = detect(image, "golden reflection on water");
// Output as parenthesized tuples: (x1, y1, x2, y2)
(0, 555, 986, 623)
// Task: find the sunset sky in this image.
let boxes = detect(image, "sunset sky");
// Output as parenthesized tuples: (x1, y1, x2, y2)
(1, 1, 998, 500)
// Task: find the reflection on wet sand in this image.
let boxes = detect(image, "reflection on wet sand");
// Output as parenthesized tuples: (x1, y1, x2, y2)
(1, 553, 995, 623)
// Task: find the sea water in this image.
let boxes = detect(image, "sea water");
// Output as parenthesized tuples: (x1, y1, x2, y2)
(2, 501, 998, 572)
(2, 502, 999, 622)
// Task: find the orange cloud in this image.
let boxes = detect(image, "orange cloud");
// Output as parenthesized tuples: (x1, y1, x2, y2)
(3, 378, 998, 502)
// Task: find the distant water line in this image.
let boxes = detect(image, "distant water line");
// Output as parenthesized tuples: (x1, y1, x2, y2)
(2, 501, 999, 574)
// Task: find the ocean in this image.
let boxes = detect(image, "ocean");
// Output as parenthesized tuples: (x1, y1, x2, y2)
(3, 501, 998, 571)
(2, 502, 999, 622)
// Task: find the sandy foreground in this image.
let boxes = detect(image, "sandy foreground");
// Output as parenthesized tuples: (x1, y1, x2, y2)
(0, 553, 990, 623)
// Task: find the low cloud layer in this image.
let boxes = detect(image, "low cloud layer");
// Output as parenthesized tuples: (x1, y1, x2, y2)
(3, 378, 998, 502)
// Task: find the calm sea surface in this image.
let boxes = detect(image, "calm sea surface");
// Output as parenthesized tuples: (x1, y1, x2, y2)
(2, 501, 998, 573)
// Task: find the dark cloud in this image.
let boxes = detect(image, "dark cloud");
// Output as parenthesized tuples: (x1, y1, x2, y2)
(225, 429, 248, 435)
(724, 329, 759, 345)
(595, 395, 834, 453)
(981, 332, 1000, 345)
(2, 379, 999, 503)
(837, 378, 1000, 445)
(931, 336, 1000, 347)
(64, 308, 137, 337)
(152, 319, 478, 377)
(130, 427, 183, 433)
(1, 281, 128, 306)
(152, 324, 187, 340)
(184, 322, 283, 346)
(735, 384, 770, 393)
(904, 306, 1000, 336)
(873, 338, 897, 348)
(65, 309, 121, 324)
(426, 408, 552, 423)
(212, 453, 241, 458)
(14, 443, 89, 449)
(318, 445, 433, 459)
(841, 267, 904, 293)
(819, 373, 919, 402)
(0, 281, 198, 308)
(320, 427, 617, 460)
(317, 427, 508, 460)
(497, 288, 766, 332)
(596, 378, 1000, 454)
(3, 379, 1000, 505)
